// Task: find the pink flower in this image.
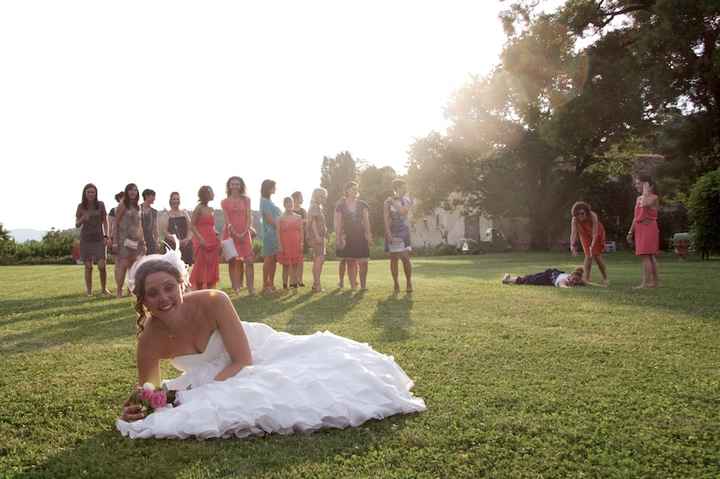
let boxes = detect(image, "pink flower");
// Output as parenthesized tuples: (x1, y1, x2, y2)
(140, 388, 154, 402)
(150, 391, 167, 410)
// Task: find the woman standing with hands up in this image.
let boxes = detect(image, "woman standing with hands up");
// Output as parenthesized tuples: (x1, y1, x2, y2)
(627, 175, 660, 288)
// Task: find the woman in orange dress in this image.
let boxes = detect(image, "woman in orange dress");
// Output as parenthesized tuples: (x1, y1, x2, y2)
(190, 185, 220, 290)
(221, 176, 255, 295)
(277, 197, 304, 289)
(627, 175, 660, 288)
(569, 201, 608, 285)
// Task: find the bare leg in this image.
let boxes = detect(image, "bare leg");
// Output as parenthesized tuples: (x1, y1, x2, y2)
(98, 259, 110, 294)
(648, 255, 659, 287)
(583, 256, 592, 282)
(245, 260, 255, 295)
(238, 261, 245, 288)
(359, 260, 368, 290)
(338, 259, 346, 288)
(390, 254, 400, 292)
(347, 260, 358, 290)
(312, 254, 325, 291)
(298, 258, 304, 286)
(635, 256, 649, 288)
(269, 256, 277, 290)
(263, 256, 273, 291)
(594, 255, 608, 284)
(115, 259, 128, 298)
(84, 260, 93, 295)
(401, 253, 413, 292)
(282, 264, 289, 288)
(228, 260, 239, 292)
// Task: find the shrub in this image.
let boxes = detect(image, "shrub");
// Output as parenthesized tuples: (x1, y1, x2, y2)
(687, 168, 720, 259)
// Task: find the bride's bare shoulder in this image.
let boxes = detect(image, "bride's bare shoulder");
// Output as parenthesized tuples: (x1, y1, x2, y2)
(183, 290, 231, 307)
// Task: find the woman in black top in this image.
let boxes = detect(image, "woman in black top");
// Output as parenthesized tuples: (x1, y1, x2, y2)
(334, 181, 371, 290)
(165, 192, 194, 265)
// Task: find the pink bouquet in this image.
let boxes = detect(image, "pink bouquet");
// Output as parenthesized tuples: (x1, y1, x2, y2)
(130, 382, 176, 415)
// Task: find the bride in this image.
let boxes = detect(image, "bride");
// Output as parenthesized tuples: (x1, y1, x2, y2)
(116, 245, 426, 439)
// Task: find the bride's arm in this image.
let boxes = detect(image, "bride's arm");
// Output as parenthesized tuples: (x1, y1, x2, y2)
(211, 292, 253, 381)
(120, 341, 161, 422)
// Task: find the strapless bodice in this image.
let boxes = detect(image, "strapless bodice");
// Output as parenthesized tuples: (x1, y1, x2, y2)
(171, 330, 227, 372)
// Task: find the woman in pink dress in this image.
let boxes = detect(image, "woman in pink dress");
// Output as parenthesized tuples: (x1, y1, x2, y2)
(626, 175, 660, 288)
(277, 197, 304, 289)
(190, 186, 220, 290)
(221, 176, 255, 295)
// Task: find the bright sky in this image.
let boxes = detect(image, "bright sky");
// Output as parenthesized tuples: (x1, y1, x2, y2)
(0, 0, 506, 231)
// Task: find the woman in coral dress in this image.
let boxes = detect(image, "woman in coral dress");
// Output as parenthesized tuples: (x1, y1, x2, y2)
(627, 176, 660, 288)
(190, 186, 220, 290)
(221, 176, 255, 295)
(277, 197, 304, 289)
(569, 201, 609, 285)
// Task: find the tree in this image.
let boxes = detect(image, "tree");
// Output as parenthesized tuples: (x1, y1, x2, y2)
(408, 6, 647, 248)
(320, 151, 359, 231)
(687, 168, 720, 259)
(0, 223, 10, 242)
(358, 165, 397, 237)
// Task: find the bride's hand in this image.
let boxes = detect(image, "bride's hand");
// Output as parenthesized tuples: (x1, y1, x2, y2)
(120, 398, 145, 422)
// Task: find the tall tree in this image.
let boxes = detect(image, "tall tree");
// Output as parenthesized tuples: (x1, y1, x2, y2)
(320, 151, 358, 231)
(358, 165, 397, 237)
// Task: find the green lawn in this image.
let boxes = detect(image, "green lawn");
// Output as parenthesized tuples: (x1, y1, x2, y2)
(1, 253, 718, 478)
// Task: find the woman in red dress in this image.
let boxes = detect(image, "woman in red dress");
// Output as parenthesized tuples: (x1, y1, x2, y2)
(190, 185, 220, 290)
(221, 176, 255, 295)
(627, 176, 660, 288)
(277, 197, 304, 289)
(569, 201, 608, 285)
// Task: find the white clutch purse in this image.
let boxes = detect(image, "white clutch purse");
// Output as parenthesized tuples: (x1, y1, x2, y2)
(221, 238, 238, 261)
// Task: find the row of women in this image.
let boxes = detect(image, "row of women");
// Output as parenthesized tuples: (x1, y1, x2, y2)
(75, 177, 415, 297)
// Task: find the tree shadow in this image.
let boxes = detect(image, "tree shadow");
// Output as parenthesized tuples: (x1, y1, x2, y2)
(0, 301, 133, 355)
(370, 294, 414, 342)
(284, 289, 365, 335)
(0, 294, 119, 327)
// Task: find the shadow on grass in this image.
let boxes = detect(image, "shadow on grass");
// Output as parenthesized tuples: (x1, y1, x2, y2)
(15, 414, 420, 479)
(284, 289, 365, 334)
(0, 294, 122, 327)
(0, 301, 133, 355)
(371, 294, 414, 342)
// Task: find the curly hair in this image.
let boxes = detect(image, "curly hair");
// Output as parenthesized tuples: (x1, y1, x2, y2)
(131, 259, 184, 336)
(571, 201, 591, 218)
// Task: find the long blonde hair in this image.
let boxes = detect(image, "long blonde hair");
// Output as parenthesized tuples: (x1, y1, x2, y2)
(310, 187, 327, 208)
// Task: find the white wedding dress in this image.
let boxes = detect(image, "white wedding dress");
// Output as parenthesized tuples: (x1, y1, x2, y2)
(116, 321, 426, 439)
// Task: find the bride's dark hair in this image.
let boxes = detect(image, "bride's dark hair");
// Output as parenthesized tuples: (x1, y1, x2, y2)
(132, 260, 184, 336)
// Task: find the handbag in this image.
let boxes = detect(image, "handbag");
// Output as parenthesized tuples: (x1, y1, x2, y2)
(222, 238, 239, 261)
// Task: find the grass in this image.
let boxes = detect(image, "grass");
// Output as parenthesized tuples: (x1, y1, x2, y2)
(0, 253, 718, 478)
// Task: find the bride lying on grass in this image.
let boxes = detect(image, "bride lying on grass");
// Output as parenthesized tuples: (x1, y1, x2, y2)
(117, 244, 425, 439)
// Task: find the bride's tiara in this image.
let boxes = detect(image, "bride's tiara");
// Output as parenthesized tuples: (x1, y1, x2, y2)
(127, 236, 190, 294)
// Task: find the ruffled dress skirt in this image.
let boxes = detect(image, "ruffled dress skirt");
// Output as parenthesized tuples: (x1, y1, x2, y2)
(116, 322, 426, 439)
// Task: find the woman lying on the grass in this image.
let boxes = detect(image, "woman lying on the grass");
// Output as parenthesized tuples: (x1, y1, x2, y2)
(501, 267, 606, 288)
(117, 243, 425, 439)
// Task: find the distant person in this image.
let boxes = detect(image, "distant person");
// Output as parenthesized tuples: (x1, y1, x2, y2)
(113, 183, 146, 298)
(384, 179, 414, 293)
(278, 197, 304, 290)
(107, 191, 124, 256)
(335, 181, 371, 290)
(165, 192, 194, 266)
(307, 187, 328, 292)
(569, 201, 609, 285)
(75, 183, 110, 296)
(627, 175, 660, 288)
(221, 176, 255, 295)
(260, 179, 281, 294)
(141, 189, 160, 255)
(291, 191, 307, 287)
(189, 186, 220, 290)
(501, 267, 604, 288)
(335, 196, 350, 289)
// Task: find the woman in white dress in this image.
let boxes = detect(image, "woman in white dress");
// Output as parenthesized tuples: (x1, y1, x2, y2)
(117, 247, 425, 439)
